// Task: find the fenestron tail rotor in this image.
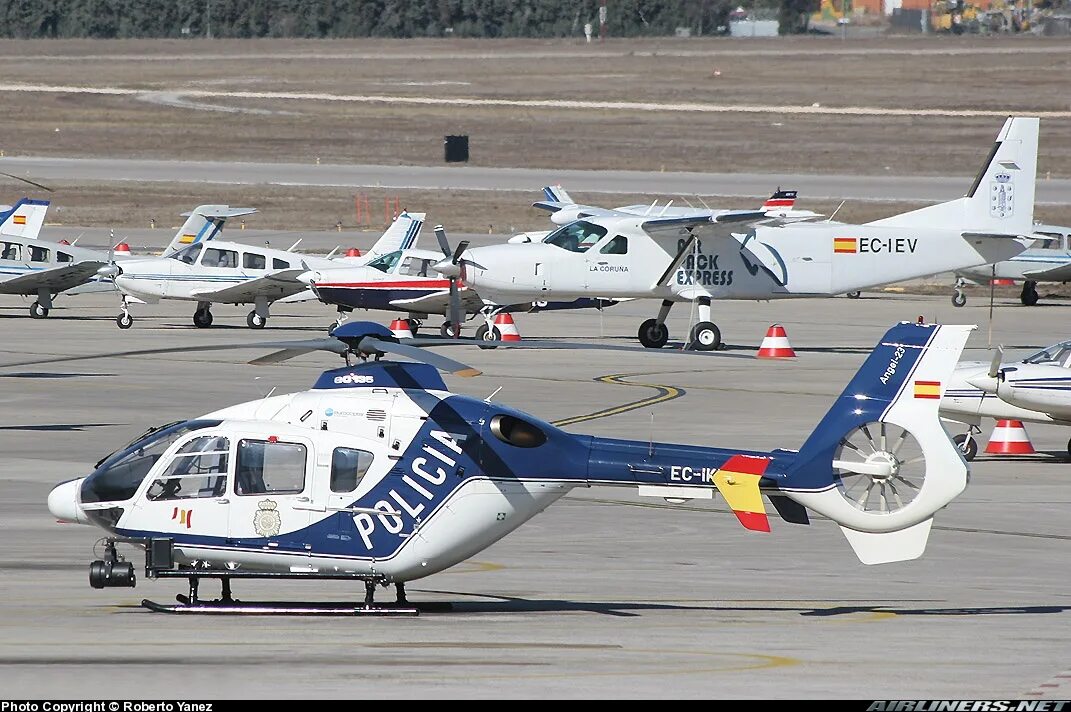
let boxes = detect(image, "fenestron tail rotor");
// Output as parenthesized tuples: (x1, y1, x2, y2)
(832, 421, 926, 514)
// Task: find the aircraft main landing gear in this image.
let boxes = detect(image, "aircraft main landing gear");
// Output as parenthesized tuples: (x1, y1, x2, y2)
(193, 306, 213, 328)
(1021, 280, 1039, 306)
(246, 310, 267, 329)
(29, 301, 49, 319)
(846, 291, 862, 300)
(31, 289, 53, 319)
(638, 300, 674, 349)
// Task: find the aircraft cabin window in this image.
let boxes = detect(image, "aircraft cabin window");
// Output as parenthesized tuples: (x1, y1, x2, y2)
(272, 258, 291, 270)
(169, 243, 203, 265)
(147, 435, 230, 501)
(244, 252, 267, 270)
(600, 235, 628, 255)
(367, 250, 402, 273)
(544, 221, 607, 253)
(0, 242, 21, 261)
(400, 257, 432, 277)
(235, 439, 307, 495)
(203, 248, 238, 269)
(330, 447, 374, 493)
(57, 251, 73, 263)
(1024, 341, 1071, 366)
(28, 245, 50, 262)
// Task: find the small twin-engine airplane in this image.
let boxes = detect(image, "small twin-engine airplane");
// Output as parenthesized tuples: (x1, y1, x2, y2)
(41, 319, 973, 614)
(110, 211, 424, 330)
(0, 198, 125, 318)
(442, 117, 1038, 352)
(942, 339, 1071, 460)
(951, 223, 1071, 308)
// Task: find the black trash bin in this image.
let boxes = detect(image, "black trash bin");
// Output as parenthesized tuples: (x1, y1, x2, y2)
(444, 135, 469, 163)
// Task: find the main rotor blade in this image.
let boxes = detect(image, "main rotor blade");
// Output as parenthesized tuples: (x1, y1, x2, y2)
(247, 338, 350, 365)
(361, 337, 481, 377)
(0, 338, 347, 370)
(0, 171, 54, 193)
(404, 336, 754, 359)
(434, 224, 451, 258)
(988, 345, 1004, 379)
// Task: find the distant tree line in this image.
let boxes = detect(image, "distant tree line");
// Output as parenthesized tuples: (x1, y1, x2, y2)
(0, 0, 811, 39)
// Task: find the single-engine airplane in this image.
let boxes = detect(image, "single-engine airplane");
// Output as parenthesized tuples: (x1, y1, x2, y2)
(442, 117, 1038, 351)
(951, 223, 1071, 308)
(42, 319, 973, 614)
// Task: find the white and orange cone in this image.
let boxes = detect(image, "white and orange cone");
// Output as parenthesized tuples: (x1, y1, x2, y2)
(493, 313, 522, 342)
(984, 420, 1036, 455)
(991, 278, 1015, 286)
(113, 242, 131, 257)
(389, 318, 414, 339)
(345, 247, 362, 258)
(756, 324, 796, 359)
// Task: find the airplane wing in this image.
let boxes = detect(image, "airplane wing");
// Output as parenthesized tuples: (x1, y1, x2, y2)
(188, 269, 307, 304)
(1022, 263, 1071, 282)
(388, 288, 484, 314)
(532, 200, 618, 219)
(0, 261, 107, 295)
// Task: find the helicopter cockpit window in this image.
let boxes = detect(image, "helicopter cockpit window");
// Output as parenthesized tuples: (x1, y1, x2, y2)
(543, 221, 607, 253)
(168, 243, 203, 265)
(1024, 341, 1071, 368)
(147, 436, 230, 501)
(330, 447, 374, 493)
(236, 439, 307, 495)
(80, 420, 222, 504)
(367, 250, 402, 274)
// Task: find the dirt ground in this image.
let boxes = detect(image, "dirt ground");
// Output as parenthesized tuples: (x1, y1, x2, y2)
(0, 35, 1069, 177)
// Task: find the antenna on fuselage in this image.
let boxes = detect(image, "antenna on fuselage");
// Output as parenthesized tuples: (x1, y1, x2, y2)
(827, 200, 846, 222)
(287, 238, 302, 252)
(484, 386, 503, 403)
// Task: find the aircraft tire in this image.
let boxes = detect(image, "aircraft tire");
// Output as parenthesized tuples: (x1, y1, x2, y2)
(953, 433, 977, 461)
(1021, 282, 1039, 307)
(247, 311, 267, 329)
(116, 313, 133, 330)
(193, 309, 213, 328)
(29, 301, 49, 319)
(688, 321, 721, 351)
(638, 319, 669, 349)
(952, 290, 967, 308)
(475, 323, 500, 350)
(846, 291, 861, 299)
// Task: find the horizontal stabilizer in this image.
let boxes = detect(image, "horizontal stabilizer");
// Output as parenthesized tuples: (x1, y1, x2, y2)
(839, 518, 933, 565)
(712, 454, 771, 532)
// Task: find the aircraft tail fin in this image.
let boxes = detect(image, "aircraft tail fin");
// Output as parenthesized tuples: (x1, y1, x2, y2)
(867, 116, 1038, 236)
(543, 184, 574, 205)
(0, 198, 49, 239)
(363, 211, 425, 259)
(163, 205, 258, 256)
(761, 189, 797, 211)
(779, 321, 974, 564)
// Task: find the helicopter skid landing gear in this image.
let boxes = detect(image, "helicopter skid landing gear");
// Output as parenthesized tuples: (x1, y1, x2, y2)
(138, 567, 440, 616)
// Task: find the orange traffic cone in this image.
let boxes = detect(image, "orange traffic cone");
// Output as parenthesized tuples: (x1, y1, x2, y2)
(345, 247, 362, 258)
(113, 242, 131, 257)
(756, 324, 796, 358)
(389, 318, 414, 339)
(493, 313, 522, 342)
(984, 420, 1036, 455)
(991, 278, 1015, 286)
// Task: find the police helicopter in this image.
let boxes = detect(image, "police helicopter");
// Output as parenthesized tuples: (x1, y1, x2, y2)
(38, 319, 974, 615)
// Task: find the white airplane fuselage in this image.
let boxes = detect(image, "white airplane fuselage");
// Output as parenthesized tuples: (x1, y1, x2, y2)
(462, 219, 1029, 304)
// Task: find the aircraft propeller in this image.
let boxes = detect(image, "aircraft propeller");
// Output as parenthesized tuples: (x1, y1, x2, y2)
(431, 225, 469, 338)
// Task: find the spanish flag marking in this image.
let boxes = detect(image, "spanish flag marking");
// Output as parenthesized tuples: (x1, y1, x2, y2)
(13, 215, 26, 225)
(914, 380, 941, 399)
(712, 454, 771, 532)
(178, 234, 196, 244)
(833, 237, 857, 254)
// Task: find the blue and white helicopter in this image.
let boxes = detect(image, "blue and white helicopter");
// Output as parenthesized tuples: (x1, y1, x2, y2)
(40, 320, 973, 615)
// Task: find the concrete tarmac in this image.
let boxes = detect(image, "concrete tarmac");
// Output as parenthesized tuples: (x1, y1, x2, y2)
(1, 292, 1070, 698)
(5, 155, 1071, 205)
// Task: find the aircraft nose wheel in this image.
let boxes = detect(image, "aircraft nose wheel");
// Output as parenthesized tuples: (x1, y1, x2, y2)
(29, 301, 49, 319)
(638, 319, 669, 349)
(246, 311, 267, 329)
(952, 433, 978, 461)
(952, 289, 967, 308)
(475, 323, 501, 350)
(116, 312, 133, 329)
(193, 308, 214, 328)
(846, 291, 862, 299)
(687, 321, 721, 351)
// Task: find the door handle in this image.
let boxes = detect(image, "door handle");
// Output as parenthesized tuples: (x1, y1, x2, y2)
(215, 498, 230, 504)
(296, 496, 311, 502)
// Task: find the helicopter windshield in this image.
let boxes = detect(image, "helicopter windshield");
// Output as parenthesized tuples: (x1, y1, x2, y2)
(167, 243, 204, 265)
(543, 221, 607, 253)
(80, 420, 222, 504)
(367, 250, 402, 273)
(1023, 341, 1071, 368)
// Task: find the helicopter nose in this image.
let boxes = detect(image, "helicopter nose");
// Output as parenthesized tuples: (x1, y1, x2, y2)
(48, 478, 89, 524)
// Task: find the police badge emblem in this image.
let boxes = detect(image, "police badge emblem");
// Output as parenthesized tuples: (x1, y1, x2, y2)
(990, 173, 1014, 219)
(253, 498, 281, 537)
